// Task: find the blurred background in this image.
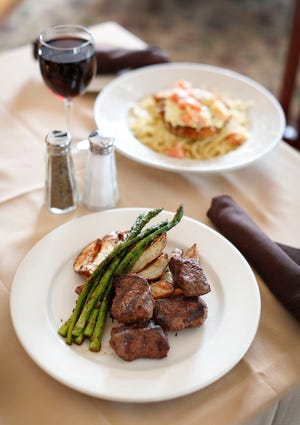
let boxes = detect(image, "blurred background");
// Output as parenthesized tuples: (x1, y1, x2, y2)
(0, 0, 298, 141)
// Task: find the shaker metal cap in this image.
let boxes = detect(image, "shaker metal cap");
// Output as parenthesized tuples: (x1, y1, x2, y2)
(46, 130, 72, 153)
(88, 129, 114, 155)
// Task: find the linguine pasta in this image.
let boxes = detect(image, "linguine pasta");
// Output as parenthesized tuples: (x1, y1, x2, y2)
(129, 83, 250, 161)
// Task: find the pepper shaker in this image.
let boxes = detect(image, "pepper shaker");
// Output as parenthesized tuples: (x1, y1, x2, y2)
(45, 130, 79, 214)
(83, 129, 119, 211)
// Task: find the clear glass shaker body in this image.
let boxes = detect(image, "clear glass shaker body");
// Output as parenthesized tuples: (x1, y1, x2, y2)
(83, 130, 119, 211)
(45, 130, 79, 214)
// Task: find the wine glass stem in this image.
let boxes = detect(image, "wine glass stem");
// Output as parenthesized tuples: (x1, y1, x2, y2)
(64, 97, 72, 135)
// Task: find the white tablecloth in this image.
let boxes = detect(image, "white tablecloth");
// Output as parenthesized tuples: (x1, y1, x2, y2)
(0, 21, 299, 425)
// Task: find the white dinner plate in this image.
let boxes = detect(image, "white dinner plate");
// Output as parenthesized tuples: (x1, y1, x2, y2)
(94, 63, 285, 173)
(10, 208, 260, 402)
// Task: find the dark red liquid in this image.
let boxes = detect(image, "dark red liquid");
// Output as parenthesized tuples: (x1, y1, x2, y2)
(38, 36, 96, 98)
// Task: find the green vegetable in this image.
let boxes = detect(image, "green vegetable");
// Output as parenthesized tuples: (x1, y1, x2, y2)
(58, 205, 184, 350)
(89, 291, 111, 352)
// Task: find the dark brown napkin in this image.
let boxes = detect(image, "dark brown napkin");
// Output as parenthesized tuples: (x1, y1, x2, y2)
(94, 46, 169, 74)
(207, 195, 300, 322)
(32, 40, 169, 75)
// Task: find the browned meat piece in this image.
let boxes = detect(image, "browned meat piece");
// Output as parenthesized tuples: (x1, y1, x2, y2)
(169, 257, 211, 296)
(153, 294, 208, 331)
(110, 273, 155, 325)
(110, 321, 170, 361)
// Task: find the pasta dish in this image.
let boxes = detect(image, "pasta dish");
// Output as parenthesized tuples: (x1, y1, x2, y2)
(129, 80, 250, 160)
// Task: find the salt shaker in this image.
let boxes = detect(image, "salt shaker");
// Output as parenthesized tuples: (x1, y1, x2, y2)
(82, 129, 119, 211)
(45, 130, 79, 214)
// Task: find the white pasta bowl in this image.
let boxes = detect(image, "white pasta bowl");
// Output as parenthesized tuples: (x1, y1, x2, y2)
(94, 63, 285, 173)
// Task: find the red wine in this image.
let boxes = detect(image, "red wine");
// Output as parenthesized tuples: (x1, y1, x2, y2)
(38, 36, 96, 98)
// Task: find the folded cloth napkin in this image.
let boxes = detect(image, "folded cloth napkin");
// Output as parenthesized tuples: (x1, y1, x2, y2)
(32, 40, 169, 75)
(94, 46, 169, 74)
(207, 195, 300, 322)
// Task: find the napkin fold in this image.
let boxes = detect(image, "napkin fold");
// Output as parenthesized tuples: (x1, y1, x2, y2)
(94, 46, 169, 74)
(207, 195, 300, 322)
(32, 40, 169, 75)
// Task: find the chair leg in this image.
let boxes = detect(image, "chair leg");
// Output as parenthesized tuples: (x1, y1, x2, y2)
(296, 116, 300, 150)
(279, 0, 300, 119)
(279, 0, 300, 150)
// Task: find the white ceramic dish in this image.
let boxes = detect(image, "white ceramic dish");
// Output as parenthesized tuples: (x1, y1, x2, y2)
(10, 208, 260, 402)
(94, 63, 285, 173)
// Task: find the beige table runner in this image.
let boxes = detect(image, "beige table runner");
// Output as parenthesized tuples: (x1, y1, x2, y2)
(0, 22, 300, 425)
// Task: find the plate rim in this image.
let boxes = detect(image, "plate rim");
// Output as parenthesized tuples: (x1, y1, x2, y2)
(94, 62, 285, 174)
(10, 207, 261, 402)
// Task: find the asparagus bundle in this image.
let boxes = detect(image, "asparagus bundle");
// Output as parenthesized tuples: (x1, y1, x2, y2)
(58, 205, 184, 351)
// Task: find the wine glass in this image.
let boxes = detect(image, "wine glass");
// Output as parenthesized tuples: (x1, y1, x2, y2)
(37, 24, 97, 144)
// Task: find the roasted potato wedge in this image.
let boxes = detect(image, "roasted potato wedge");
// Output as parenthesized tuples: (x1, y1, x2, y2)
(184, 243, 200, 263)
(160, 267, 174, 284)
(73, 239, 101, 276)
(131, 233, 167, 273)
(138, 253, 169, 280)
(169, 248, 183, 259)
(150, 280, 175, 299)
(103, 230, 129, 244)
(73, 230, 129, 279)
(73, 238, 116, 278)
